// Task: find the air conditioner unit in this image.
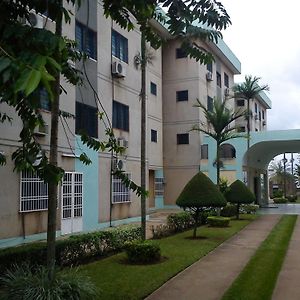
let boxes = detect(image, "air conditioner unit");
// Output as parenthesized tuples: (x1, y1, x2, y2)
(224, 88, 230, 96)
(34, 123, 49, 136)
(117, 138, 128, 148)
(262, 120, 266, 126)
(21, 12, 44, 28)
(206, 71, 213, 81)
(112, 61, 126, 78)
(113, 158, 126, 171)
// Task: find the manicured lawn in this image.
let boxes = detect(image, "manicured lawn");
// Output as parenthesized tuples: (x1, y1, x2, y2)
(80, 215, 256, 300)
(222, 215, 297, 300)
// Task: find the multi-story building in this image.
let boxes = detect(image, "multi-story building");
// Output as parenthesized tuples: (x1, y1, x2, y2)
(0, 2, 242, 248)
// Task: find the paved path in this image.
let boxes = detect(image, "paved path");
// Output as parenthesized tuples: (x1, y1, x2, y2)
(146, 215, 281, 300)
(272, 216, 300, 300)
(259, 203, 300, 215)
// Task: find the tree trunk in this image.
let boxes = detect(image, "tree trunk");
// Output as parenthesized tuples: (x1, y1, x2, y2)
(140, 30, 147, 240)
(236, 203, 240, 220)
(216, 142, 220, 187)
(246, 98, 250, 187)
(47, 2, 62, 280)
(193, 209, 200, 238)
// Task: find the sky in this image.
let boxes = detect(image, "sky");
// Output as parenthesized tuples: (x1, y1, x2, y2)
(220, 0, 300, 130)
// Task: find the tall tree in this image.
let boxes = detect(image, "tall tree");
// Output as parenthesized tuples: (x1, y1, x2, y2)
(233, 75, 269, 185)
(192, 98, 245, 186)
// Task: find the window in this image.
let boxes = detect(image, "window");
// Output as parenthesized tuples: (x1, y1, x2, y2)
(155, 178, 164, 196)
(151, 129, 157, 143)
(237, 126, 246, 132)
(262, 110, 265, 119)
(216, 72, 221, 87)
(237, 99, 245, 107)
(207, 96, 214, 112)
(259, 111, 261, 121)
(201, 144, 208, 159)
(113, 100, 129, 131)
(150, 82, 157, 96)
(112, 30, 128, 63)
(207, 61, 213, 73)
(20, 170, 48, 212)
(220, 144, 236, 159)
(75, 21, 97, 60)
(176, 48, 187, 59)
(39, 87, 51, 111)
(112, 173, 131, 203)
(224, 73, 229, 88)
(176, 90, 189, 102)
(76, 102, 98, 138)
(255, 103, 258, 113)
(177, 133, 189, 145)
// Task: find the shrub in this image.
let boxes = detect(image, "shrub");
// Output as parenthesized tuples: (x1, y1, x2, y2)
(124, 240, 161, 264)
(240, 204, 259, 214)
(273, 190, 283, 198)
(167, 212, 194, 232)
(151, 224, 173, 239)
(219, 177, 230, 196)
(176, 172, 226, 237)
(226, 180, 255, 219)
(0, 225, 141, 274)
(221, 204, 237, 217)
(273, 197, 288, 204)
(207, 216, 231, 227)
(287, 195, 297, 202)
(0, 264, 97, 300)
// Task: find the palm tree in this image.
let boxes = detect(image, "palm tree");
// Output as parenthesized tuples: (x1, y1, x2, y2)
(233, 76, 269, 185)
(193, 98, 245, 186)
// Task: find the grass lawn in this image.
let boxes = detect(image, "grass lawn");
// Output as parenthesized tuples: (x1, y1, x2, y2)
(222, 215, 297, 300)
(80, 215, 256, 300)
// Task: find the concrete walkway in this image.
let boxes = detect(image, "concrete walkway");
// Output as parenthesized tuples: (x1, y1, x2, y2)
(146, 215, 281, 300)
(272, 216, 300, 300)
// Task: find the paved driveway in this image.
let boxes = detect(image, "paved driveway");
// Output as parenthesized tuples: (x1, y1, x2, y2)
(259, 203, 300, 215)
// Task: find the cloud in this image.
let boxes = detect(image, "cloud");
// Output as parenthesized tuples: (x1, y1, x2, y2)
(221, 0, 300, 130)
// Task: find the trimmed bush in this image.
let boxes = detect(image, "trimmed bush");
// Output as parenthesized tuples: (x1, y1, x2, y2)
(0, 225, 141, 274)
(221, 204, 237, 217)
(167, 212, 194, 232)
(125, 240, 161, 264)
(273, 190, 283, 198)
(151, 224, 173, 239)
(240, 204, 259, 214)
(273, 197, 288, 204)
(207, 216, 231, 227)
(287, 195, 297, 202)
(176, 172, 226, 237)
(0, 264, 98, 300)
(226, 180, 255, 219)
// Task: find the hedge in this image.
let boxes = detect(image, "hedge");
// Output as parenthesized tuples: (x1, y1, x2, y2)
(0, 225, 141, 274)
(207, 216, 231, 227)
(125, 240, 161, 263)
(273, 197, 288, 204)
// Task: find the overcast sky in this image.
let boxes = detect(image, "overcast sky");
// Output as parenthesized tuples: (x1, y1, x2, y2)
(221, 0, 300, 130)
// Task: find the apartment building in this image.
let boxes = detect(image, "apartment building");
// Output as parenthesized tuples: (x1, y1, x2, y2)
(0, 2, 241, 247)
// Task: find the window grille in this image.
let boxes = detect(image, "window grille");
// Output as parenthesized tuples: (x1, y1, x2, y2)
(20, 170, 48, 212)
(155, 178, 164, 196)
(112, 173, 131, 203)
(112, 30, 128, 63)
(62, 172, 83, 219)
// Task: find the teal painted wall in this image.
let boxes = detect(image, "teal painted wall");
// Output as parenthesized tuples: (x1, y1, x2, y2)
(75, 136, 99, 231)
(154, 169, 164, 209)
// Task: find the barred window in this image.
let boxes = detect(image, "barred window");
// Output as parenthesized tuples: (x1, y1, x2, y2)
(155, 178, 164, 196)
(112, 173, 131, 203)
(20, 170, 48, 212)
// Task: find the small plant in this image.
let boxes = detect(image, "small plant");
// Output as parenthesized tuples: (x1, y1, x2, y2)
(167, 212, 194, 232)
(287, 195, 297, 202)
(219, 177, 230, 196)
(221, 204, 237, 217)
(273, 197, 288, 204)
(273, 190, 283, 198)
(240, 204, 259, 214)
(124, 240, 161, 264)
(207, 216, 230, 227)
(151, 224, 173, 239)
(0, 264, 98, 300)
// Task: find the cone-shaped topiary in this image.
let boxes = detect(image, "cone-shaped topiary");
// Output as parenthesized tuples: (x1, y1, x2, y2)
(226, 180, 255, 219)
(176, 172, 227, 237)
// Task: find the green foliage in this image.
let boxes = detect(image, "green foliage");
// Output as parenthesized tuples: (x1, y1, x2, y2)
(0, 226, 141, 273)
(272, 190, 283, 198)
(273, 197, 288, 204)
(176, 172, 226, 209)
(287, 195, 297, 202)
(167, 212, 195, 232)
(125, 240, 161, 264)
(0, 264, 97, 300)
(219, 177, 230, 196)
(240, 204, 259, 214)
(207, 216, 230, 227)
(226, 180, 255, 204)
(221, 204, 237, 217)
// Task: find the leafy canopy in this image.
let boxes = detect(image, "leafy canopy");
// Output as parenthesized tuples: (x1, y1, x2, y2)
(226, 180, 255, 204)
(176, 172, 226, 208)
